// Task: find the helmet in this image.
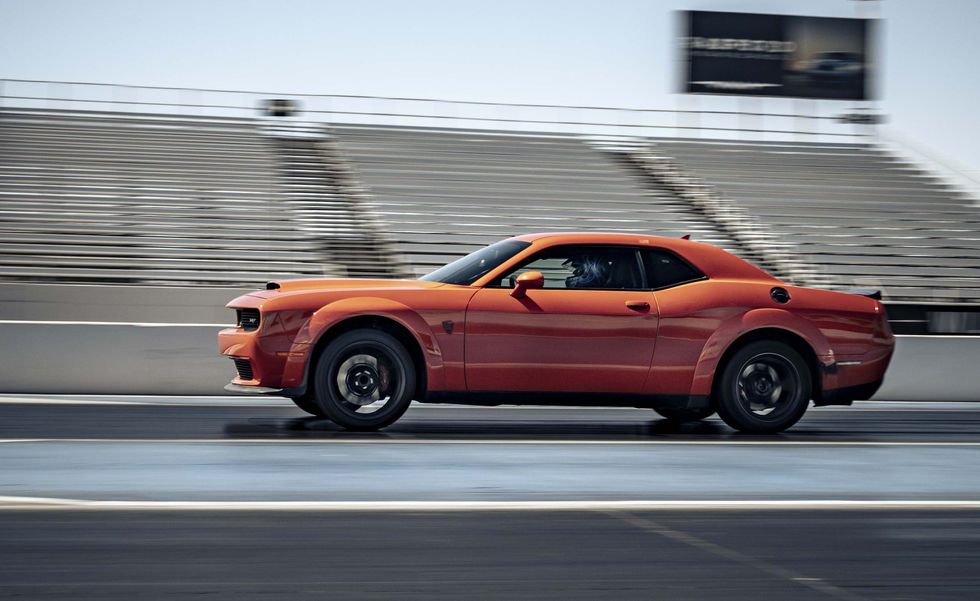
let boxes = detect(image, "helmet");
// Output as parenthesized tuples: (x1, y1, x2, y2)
(562, 255, 609, 289)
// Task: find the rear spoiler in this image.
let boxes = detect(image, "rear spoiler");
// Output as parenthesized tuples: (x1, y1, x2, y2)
(847, 288, 882, 301)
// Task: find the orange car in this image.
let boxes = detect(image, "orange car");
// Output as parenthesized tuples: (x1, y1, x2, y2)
(218, 232, 894, 433)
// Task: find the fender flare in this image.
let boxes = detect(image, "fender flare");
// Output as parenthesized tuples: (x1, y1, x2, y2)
(688, 308, 835, 398)
(281, 297, 444, 394)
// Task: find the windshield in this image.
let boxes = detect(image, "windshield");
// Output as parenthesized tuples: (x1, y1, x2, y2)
(420, 240, 531, 285)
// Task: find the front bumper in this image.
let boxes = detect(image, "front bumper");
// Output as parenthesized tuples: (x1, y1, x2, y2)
(224, 383, 284, 395)
(218, 323, 310, 395)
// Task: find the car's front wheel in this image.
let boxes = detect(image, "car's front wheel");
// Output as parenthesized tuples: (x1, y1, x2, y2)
(715, 340, 811, 434)
(313, 328, 416, 431)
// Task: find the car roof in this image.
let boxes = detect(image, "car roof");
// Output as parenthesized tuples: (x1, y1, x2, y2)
(508, 232, 778, 283)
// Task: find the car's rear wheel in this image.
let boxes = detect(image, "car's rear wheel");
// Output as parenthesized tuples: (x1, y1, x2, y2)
(715, 340, 811, 434)
(313, 329, 416, 431)
(289, 394, 325, 417)
(653, 407, 716, 422)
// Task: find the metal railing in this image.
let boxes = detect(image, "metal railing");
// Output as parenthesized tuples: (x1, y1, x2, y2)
(0, 78, 876, 143)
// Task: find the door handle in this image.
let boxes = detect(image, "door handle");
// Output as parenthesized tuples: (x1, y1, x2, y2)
(625, 300, 651, 312)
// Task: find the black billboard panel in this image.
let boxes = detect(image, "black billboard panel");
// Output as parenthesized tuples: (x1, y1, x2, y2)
(681, 11, 876, 100)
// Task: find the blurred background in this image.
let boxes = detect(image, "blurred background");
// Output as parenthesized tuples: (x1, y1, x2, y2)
(2, 1, 980, 599)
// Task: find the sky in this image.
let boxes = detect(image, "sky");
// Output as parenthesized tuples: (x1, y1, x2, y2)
(1, 0, 977, 180)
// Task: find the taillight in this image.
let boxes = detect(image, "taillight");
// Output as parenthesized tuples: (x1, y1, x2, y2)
(874, 303, 893, 338)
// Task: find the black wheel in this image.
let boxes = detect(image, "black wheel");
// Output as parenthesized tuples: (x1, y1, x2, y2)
(653, 407, 716, 422)
(313, 329, 416, 431)
(715, 340, 811, 434)
(289, 394, 325, 417)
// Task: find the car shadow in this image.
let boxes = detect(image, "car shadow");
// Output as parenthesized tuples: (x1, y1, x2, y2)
(220, 414, 781, 441)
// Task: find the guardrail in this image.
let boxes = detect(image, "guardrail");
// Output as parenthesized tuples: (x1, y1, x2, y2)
(0, 78, 876, 143)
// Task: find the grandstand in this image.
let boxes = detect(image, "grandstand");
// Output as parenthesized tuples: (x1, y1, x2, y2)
(331, 124, 736, 276)
(1, 92, 979, 313)
(649, 138, 980, 303)
(0, 109, 399, 286)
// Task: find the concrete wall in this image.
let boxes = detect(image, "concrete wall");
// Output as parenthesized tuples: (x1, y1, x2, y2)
(0, 321, 976, 400)
(874, 336, 980, 401)
(0, 283, 240, 395)
(0, 283, 247, 324)
(1, 283, 976, 400)
(0, 323, 229, 395)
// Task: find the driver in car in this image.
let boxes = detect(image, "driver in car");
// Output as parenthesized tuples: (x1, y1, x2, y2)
(562, 255, 610, 289)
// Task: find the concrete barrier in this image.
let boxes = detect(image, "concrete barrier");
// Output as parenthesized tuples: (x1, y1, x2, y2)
(874, 335, 980, 401)
(0, 323, 231, 395)
(0, 322, 976, 400)
(0, 283, 246, 324)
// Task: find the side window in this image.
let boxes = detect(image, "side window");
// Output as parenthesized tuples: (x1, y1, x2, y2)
(495, 246, 642, 290)
(642, 249, 704, 289)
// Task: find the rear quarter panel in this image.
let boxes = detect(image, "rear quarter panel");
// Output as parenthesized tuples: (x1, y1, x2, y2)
(648, 279, 888, 398)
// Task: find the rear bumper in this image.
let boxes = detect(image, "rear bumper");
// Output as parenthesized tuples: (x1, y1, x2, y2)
(816, 347, 892, 406)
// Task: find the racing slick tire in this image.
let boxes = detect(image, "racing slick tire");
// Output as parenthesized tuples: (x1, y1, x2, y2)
(715, 340, 811, 434)
(313, 328, 416, 431)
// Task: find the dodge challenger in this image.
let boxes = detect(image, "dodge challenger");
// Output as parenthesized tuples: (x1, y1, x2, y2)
(218, 232, 894, 433)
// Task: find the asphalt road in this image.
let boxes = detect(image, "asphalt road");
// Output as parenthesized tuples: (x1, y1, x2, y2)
(4, 397, 980, 442)
(5, 509, 980, 600)
(3, 397, 980, 600)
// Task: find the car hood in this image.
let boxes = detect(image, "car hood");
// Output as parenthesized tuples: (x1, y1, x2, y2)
(248, 278, 448, 298)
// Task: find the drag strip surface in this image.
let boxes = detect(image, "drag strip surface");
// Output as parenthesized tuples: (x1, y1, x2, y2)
(3, 398, 980, 442)
(4, 510, 980, 600)
(3, 438, 979, 503)
(4, 397, 980, 600)
(2, 399, 980, 505)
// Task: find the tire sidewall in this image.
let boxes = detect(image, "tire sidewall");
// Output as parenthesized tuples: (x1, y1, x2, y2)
(716, 340, 811, 434)
(314, 329, 416, 430)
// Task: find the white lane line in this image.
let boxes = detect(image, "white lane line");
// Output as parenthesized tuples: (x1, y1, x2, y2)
(3, 497, 980, 512)
(3, 438, 980, 446)
(0, 320, 230, 327)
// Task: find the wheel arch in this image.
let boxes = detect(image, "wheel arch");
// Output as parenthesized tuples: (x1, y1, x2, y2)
(688, 307, 833, 405)
(709, 328, 823, 404)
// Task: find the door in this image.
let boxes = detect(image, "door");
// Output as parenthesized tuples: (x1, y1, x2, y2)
(464, 245, 659, 393)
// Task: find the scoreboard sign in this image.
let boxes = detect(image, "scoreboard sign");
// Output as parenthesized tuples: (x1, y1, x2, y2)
(680, 11, 876, 100)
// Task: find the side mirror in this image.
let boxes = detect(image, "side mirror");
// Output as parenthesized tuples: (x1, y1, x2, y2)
(511, 271, 544, 298)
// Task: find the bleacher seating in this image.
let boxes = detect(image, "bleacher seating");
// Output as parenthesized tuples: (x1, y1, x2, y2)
(331, 125, 736, 276)
(0, 109, 335, 285)
(271, 131, 407, 278)
(651, 138, 980, 303)
(2, 106, 978, 305)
